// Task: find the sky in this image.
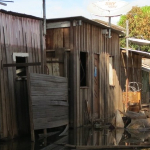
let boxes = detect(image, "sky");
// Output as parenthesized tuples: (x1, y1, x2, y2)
(1, 0, 150, 25)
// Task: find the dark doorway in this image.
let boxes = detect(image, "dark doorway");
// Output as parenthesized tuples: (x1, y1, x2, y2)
(15, 56, 30, 136)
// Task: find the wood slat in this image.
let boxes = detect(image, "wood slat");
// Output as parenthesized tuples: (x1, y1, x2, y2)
(32, 100, 68, 106)
(30, 73, 67, 82)
(28, 73, 68, 136)
(32, 95, 67, 101)
(34, 119, 68, 130)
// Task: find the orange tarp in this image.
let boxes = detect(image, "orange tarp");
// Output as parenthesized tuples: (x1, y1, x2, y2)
(123, 91, 141, 104)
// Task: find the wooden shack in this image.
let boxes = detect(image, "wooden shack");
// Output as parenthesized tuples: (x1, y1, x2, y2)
(0, 10, 45, 139)
(121, 48, 150, 112)
(46, 16, 125, 128)
(142, 58, 150, 104)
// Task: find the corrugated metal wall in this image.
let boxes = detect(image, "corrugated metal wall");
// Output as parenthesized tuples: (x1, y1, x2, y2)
(0, 12, 44, 138)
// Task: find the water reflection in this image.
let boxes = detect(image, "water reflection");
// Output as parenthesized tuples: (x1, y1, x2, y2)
(1, 128, 150, 150)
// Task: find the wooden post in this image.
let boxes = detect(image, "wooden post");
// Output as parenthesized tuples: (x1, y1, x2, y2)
(40, 21, 44, 74)
(108, 17, 111, 38)
(125, 20, 129, 112)
(27, 69, 35, 142)
(43, 0, 46, 36)
(43, 129, 47, 146)
(64, 51, 68, 78)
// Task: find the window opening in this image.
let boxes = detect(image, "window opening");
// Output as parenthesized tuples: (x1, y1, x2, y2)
(80, 52, 87, 86)
(16, 56, 26, 78)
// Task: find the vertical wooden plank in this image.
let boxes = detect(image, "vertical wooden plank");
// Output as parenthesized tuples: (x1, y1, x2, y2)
(52, 58, 60, 76)
(46, 57, 53, 75)
(0, 13, 8, 138)
(35, 22, 40, 73)
(91, 25, 94, 120)
(69, 20, 75, 128)
(63, 28, 70, 49)
(38, 22, 42, 73)
(64, 51, 68, 77)
(99, 29, 102, 119)
(93, 54, 99, 118)
(27, 70, 35, 141)
(79, 89, 82, 127)
(76, 24, 80, 127)
(73, 21, 78, 128)
(2, 14, 14, 138)
(40, 21, 44, 73)
(6, 14, 18, 137)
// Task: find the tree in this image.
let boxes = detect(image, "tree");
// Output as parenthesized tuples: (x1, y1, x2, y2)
(118, 6, 150, 52)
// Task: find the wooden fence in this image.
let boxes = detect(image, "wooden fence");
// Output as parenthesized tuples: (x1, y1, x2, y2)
(28, 73, 68, 141)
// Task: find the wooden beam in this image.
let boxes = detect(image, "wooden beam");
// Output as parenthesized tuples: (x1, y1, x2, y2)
(47, 21, 70, 29)
(46, 61, 63, 63)
(62, 144, 150, 149)
(46, 49, 71, 52)
(3, 62, 41, 68)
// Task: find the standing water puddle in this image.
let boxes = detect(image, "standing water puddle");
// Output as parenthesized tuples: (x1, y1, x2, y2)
(1, 128, 150, 150)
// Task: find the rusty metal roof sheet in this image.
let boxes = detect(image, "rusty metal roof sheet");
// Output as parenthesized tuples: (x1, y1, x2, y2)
(46, 16, 124, 34)
(93, 19, 125, 33)
(0, 9, 42, 20)
(121, 48, 150, 58)
(0, 9, 124, 34)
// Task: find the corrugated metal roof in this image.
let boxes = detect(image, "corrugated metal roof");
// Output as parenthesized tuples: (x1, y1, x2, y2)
(121, 48, 150, 58)
(93, 19, 125, 33)
(142, 63, 150, 72)
(121, 48, 150, 71)
(0, 9, 42, 20)
(142, 58, 150, 72)
(0, 9, 124, 34)
(47, 16, 124, 34)
(128, 38, 150, 46)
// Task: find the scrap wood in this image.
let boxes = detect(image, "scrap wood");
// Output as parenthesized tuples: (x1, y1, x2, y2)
(111, 110, 124, 128)
(127, 129, 150, 140)
(38, 131, 59, 139)
(126, 118, 150, 130)
(125, 111, 146, 119)
(59, 124, 69, 136)
(119, 110, 146, 119)
(85, 100, 92, 123)
(145, 111, 150, 118)
(58, 143, 150, 149)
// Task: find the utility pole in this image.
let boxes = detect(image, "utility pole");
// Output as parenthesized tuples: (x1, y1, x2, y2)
(125, 20, 129, 112)
(108, 17, 111, 38)
(40, 0, 46, 73)
(43, 0, 46, 35)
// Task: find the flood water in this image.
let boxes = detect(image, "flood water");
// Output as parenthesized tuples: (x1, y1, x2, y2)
(1, 127, 150, 150)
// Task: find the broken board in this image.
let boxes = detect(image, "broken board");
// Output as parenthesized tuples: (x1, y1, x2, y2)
(28, 73, 68, 141)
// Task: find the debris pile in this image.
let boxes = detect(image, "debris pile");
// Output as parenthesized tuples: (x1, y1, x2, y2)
(112, 110, 150, 131)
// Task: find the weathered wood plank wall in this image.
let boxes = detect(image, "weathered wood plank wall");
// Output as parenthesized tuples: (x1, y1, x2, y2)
(71, 22, 122, 126)
(142, 70, 150, 103)
(46, 19, 122, 127)
(28, 73, 68, 134)
(0, 12, 44, 139)
(121, 52, 142, 91)
(121, 52, 142, 110)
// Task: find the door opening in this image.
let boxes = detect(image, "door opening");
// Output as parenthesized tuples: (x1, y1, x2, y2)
(15, 54, 30, 136)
